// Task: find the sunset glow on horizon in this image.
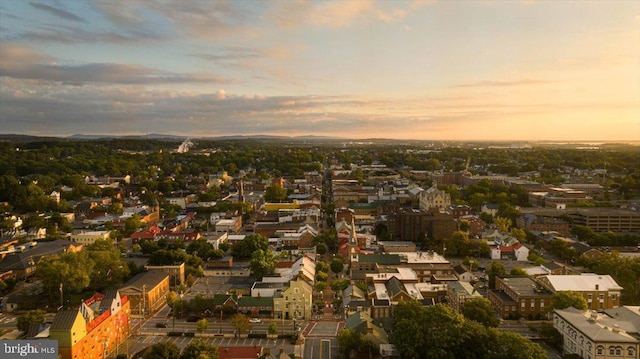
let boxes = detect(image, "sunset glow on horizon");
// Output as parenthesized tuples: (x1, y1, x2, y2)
(0, 1, 638, 141)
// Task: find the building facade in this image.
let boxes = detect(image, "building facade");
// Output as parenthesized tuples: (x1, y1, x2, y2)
(538, 274, 623, 311)
(554, 307, 638, 359)
(488, 277, 553, 319)
(49, 290, 130, 359)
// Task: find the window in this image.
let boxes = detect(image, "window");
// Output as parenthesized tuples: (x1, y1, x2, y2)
(609, 347, 615, 355)
(628, 347, 635, 356)
(615, 347, 621, 355)
(596, 346, 604, 355)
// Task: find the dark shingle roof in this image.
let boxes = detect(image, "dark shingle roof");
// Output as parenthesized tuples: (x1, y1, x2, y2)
(120, 271, 168, 290)
(50, 310, 83, 331)
(358, 254, 400, 265)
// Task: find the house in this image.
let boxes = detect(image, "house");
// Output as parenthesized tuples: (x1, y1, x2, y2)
(273, 279, 312, 320)
(0, 239, 83, 281)
(453, 264, 474, 282)
(554, 307, 638, 359)
(343, 285, 370, 316)
(48, 290, 130, 359)
(491, 242, 529, 261)
(488, 276, 553, 319)
(447, 281, 483, 313)
(119, 271, 170, 317)
(538, 274, 623, 311)
(237, 296, 274, 318)
(481, 203, 500, 217)
(572, 242, 603, 260)
(70, 230, 111, 245)
(345, 311, 391, 356)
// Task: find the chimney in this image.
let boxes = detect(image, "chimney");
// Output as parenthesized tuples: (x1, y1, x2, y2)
(595, 284, 599, 291)
(612, 324, 620, 333)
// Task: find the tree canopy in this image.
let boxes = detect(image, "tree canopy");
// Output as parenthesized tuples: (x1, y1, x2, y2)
(549, 291, 588, 311)
(391, 301, 546, 359)
(231, 234, 269, 259)
(461, 298, 500, 328)
(248, 249, 278, 278)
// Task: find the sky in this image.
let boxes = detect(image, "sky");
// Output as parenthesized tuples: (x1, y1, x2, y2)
(0, 0, 639, 141)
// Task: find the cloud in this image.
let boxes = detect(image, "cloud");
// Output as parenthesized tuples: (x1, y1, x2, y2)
(93, 1, 261, 40)
(21, 24, 162, 44)
(266, 0, 408, 29)
(1, 79, 637, 140)
(29, 2, 85, 23)
(0, 42, 234, 85)
(455, 79, 552, 87)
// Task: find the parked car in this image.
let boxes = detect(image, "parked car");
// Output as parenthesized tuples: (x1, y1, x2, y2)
(155, 322, 168, 328)
(249, 318, 261, 323)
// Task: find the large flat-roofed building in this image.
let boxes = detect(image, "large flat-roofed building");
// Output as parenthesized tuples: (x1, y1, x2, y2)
(488, 276, 553, 319)
(144, 262, 185, 286)
(554, 307, 639, 359)
(538, 274, 623, 311)
(119, 271, 169, 317)
(520, 208, 640, 234)
(387, 209, 456, 243)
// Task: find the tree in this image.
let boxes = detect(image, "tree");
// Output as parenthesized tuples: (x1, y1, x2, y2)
(196, 318, 208, 333)
(180, 340, 219, 359)
(510, 267, 527, 276)
(249, 249, 278, 278)
(17, 310, 45, 332)
(330, 279, 350, 292)
(445, 231, 471, 257)
(510, 228, 526, 242)
(495, 217, 512, 233)
(459, 220, 470, 232)
(316, 243, 327, 255)
(143, 341, 180, 359)
(230, 313, 251, 335)
(268, 322, 278, 335)
(336, 328, 375, 359)
(315, 271, 328, 282)
(36, 251, 94, 297)
(549, 291, 588, 311)
(87, 239, 130, 291)
(486, 262, 506, 289)
(123, 213, 144, 237)
(231, 234, 269, 259)
(487, 329, 547, 359)
(264, 184, 287, 202)
(462, 298, 499, 327)
(330, 257, 344, 273)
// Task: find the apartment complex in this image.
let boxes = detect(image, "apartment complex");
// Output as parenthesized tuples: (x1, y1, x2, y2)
(538, 274, 623, 311)
(49, 290, 130, 359)
(554, 307, 639, 359)
(488, 276, 553, 319)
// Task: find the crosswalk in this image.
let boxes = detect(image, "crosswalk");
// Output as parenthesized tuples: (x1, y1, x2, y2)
(0, 316, 16, 324)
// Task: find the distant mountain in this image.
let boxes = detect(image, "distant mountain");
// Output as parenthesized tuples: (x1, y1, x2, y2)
(69, 133, 187, 140)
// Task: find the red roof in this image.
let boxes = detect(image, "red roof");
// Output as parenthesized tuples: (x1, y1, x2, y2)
(499, 246, 515, 252)
(217, 346, 262, 359)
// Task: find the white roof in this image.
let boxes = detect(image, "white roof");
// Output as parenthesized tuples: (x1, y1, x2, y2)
(544, 273, 623, 291)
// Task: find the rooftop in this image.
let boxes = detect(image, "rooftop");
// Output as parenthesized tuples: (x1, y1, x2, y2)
(555, 307, 638, 344)
(543, 273, 623, 292)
